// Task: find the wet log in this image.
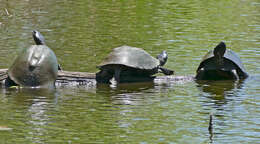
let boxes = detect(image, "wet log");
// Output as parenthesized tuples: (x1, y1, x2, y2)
(0, 69, 8, 81)
(55, 70, 97, 87)
(0, 68, 194, 87)
(0, 69, 97, 87)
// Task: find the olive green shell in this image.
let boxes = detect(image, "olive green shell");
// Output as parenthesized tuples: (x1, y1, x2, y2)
(197, 49, 248, 75)
(98, 46, 160, 70)
(8, 45, 58, 87)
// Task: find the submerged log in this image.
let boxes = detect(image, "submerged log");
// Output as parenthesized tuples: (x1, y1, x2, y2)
(0, 68, 194, 87)
(55, 70, 97, 87)
(0, 69, 8, 82)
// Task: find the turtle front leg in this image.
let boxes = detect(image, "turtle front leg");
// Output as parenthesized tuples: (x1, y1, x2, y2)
(5, 76, 18, 87)
(195, 68, 205, 80)
(158, 66, 174, 75)
(114, 68, 121, 83)
(58, 64, 62, 71)
(231, 69, 239, 80)
(96, 69, 113, 84)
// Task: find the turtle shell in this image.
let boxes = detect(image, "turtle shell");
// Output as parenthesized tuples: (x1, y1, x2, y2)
(197, 49, 248, 78)
(8, 45, 58, 87)
(98, 46, 160, 70)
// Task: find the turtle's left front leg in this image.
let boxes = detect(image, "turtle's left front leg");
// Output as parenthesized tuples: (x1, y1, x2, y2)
(231, 69, 239, 80)
(114, 68, 121, 83)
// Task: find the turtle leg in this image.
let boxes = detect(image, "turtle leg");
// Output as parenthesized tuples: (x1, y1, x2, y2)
(114, 68, 121, 83)
(96, 69, 113, 84)
(158, 66, 174, 75)
(231, 69, 239, 80)
(5, 76, 18, 87)
(58, 64, 62, 71)
(195, 68, 205, 80)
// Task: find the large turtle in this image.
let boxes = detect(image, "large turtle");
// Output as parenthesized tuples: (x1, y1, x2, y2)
(195, 42, 248, 80)
(96, 46, 174, 83)
(5, 30, 59, 88)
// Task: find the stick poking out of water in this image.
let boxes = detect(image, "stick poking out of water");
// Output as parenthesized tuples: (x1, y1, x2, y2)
(208, 114, 213, 143)
(208, 114, 213, 131)
(4, 8, 9, 16)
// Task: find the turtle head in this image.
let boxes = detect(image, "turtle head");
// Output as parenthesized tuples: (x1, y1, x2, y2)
(32, 30, 45, 45)
(156, 50, 168, 66)
(213, 41, 226, 65)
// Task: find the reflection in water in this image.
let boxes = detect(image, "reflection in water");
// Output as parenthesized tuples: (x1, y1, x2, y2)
(0, 0, 259, 143)
(196, 79, 247, 143)
(97, 80, 179, 106)
(97, 82, 155, 105)
(3, 88, 58, 143)
(196, 79, 245, 107)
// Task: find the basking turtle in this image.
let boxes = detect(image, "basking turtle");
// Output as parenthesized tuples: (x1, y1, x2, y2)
(195, 42, 248, 80)
(5, 30, 59, 87)
(96, 46, 174, 83)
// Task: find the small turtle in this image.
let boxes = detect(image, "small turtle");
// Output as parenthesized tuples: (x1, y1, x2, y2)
(195, 42, 248, 80)
(96, 46, 174, 83)
(5, 30, 59, 87)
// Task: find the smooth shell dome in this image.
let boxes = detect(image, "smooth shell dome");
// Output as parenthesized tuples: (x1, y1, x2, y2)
(197, 49, 247, 74)
(98, 46, 160, 70)
(8, 45, 58, 87)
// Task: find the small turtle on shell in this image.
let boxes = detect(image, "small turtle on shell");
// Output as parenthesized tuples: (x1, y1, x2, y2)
(96, 46, 174, 83)
(195, 42, 248, 80)
(5, 30, 59, 88)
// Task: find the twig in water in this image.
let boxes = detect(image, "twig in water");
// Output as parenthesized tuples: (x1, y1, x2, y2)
(208, 114, 213, 143)
(208, 114, 213, 131)
(4, 8, 9, 15)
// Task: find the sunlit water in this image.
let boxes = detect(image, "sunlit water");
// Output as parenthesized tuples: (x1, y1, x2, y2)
(0, 0, 259, 143)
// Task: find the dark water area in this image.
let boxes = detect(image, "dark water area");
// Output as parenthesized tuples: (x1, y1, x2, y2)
(0, 0, 259, 143)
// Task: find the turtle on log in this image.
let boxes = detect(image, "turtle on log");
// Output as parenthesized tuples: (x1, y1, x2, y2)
(96, 46, 174, 83)
(5, 30, 59, 88)
(195, 42, 248, 80)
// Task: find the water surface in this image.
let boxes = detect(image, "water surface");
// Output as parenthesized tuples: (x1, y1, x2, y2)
(0, 0, 259, 143)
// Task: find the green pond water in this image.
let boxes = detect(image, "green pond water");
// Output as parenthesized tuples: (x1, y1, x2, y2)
(0, 0, 259, 143)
